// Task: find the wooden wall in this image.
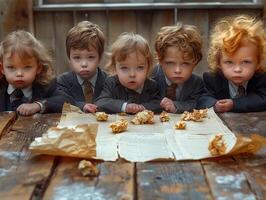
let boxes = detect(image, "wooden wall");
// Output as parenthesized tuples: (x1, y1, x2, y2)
(33, 8, 262, 76)
(0, 1, 263, 76)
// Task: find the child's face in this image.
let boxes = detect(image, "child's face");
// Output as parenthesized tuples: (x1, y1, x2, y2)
(161, 46, 196, 84)
(219, 41, 259, 86)
(1, 52, 41, 89)
(116, 51, 148, 90)
(69, 48, 100, 79)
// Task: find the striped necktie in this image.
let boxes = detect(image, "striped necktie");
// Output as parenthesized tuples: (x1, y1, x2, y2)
(165, 84, 177, 100)
(83, 80, 93, 103)
(237, 85, 246, 97)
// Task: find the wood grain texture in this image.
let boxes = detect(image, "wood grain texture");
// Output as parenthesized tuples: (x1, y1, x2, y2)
(0, 112, 16, 138)
(0, 114, 60, 200)
(137, 162, 212, 200)
(44, 158, 134, 200)
(202, 157, 256, 200)
(219, 112, 266, 200)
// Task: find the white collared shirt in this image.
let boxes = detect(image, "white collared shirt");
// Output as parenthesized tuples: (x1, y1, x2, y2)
(7, 84, 32, 100)
(228, 81, 248, 98)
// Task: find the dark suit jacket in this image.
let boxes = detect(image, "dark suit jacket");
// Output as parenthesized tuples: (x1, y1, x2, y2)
(152, 65, 204, 113)
(95, 75, 162, 114)
(0, 78, 69, 113)
(57, 68, 107, 110)
(197, 71, 266, 112)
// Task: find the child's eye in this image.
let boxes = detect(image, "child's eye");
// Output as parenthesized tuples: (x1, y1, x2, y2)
(6, 66, 14, 69)
(181, 62, 190, 67)
(165, 62, 175, 67)
(224, 60, 233, 65)
(136, 66, 145, 71)
(242, 60, 252, 65)
(24, 65, 32, 69)
(88, 55, 96, 59)
(73, 56, 80, 60)
(120, 66, 128, 71)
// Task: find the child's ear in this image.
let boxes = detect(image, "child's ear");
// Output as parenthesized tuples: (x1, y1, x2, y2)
(37, 64, 43, 74)
(0, 62, 4, 74)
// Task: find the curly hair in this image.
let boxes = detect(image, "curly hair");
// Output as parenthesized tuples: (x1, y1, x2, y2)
(106, 32, 153, 77)
(66, 21, 105, 59)
(0, 30, 54, 85)
(155, 23, 202, 65)
(208, 15, 266, 73)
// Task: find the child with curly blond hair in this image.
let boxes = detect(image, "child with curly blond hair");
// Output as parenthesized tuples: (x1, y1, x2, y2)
(153, 23, 204, 113)
(95, 32, 161, 114)
(197, 15, 266, 112)
(0, 30, 69, 115)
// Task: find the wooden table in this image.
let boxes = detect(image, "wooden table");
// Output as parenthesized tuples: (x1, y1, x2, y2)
(0, 111, 265, 200)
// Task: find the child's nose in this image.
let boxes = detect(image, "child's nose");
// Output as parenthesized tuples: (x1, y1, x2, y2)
(129, 69, 136, 77)
(81, 60, 88, 68)
(16, 69, 23, 76)
(234, 65, 242, 72)
(174, 65, 181, 73)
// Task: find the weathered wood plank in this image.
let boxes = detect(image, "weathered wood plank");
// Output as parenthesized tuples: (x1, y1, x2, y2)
(44, 159, 134, 200)
(0, 112, 16, 138)
(54, 12, 73, 75)
(137, 9, 174, 64)
(219, 112, 266, 200)
(202, 157, 256, 200)
(0, 114, 60, 200)
(0, 0, 31, 39)
(108, 10, 137, 46)
(137, 161, 212, 200)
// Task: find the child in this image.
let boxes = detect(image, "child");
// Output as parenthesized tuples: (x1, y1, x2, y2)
(57, 21, 107, 113)
(197, 15, 266, 112)
(95, 32, 162, 114)
(152, 23, 204, 113)
(0, 30, 69, 115)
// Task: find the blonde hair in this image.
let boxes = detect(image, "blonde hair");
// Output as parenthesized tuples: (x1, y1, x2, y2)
(208, 15, 266, 73)
(66, 21, 105, 59)
(155, 23, 202, 64)
(106, 32, 153, 76)
(0, 30, 54, 85)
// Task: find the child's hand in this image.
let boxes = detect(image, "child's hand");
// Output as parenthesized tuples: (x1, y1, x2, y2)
(125, 103, 145, 114)
(214, 99, 233, 113)
(17, 103, 41, 116)
(160, 97, 177, 113)
(83, 103, 98, 113)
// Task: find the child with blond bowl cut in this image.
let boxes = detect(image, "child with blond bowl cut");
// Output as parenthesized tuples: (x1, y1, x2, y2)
(197, 15, 266, 112)
(95, 32, 162, 114)
(0, 30, 69, 115)
(57, 21, 107, 113)
(153, 23, 204, 113)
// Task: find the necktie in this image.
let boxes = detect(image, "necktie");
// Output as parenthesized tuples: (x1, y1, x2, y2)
(237, 85, 246, 97)
(11, 89, 24, 110)
(128, 90, 139, 103)
(165, 84, 177, 100)
(83, 80, 93, 103)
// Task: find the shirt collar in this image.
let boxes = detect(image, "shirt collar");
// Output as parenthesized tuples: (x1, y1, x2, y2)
(228, 81, 248, 98)
(164, 75, 183, 89)
(7, 84, 32, 99)
(76, 68, 98, 87)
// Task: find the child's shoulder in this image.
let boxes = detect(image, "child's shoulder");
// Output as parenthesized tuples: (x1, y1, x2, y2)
(57, 71, 76, 80)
